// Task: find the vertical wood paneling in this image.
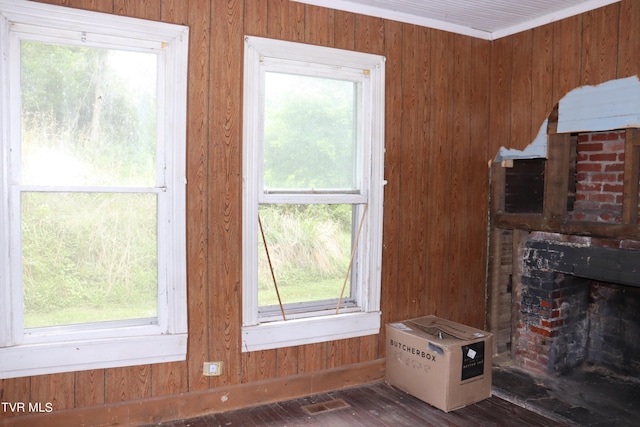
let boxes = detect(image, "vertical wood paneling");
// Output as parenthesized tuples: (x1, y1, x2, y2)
(161, 0, 188, 25)
(152, 362, 187, 397)
(355, 15, 384, 54)
(0, 378, 29, 419)
(617, 0, 640, 78)
(552, 14, 582, 105)
(378, 18, 403, 337)
(114, 0, 160, 20)
(448, 33, 472, 324)
(396, 24, 430, 321)
(427, 29, 455, 320)
(327, 340, 358, 369)
(510, 31, 532, 148)
(30, 374, 74, 411)
(184, 0, 212, 393)
(334, 10, 356, 50)
(304, 4, 334, 45)
(74, 370, 105, 408)
(299, 343, 327, 373)
(208, 0, 244, 388)
(105, 365, 151, 403)
(276, 346, 299, 378)
(358, 334, 379, 361)
(269, 347, 300, 377)
(244, 0, 267, 36)
(241, 350, 277, 383)
(531, 23, 554, 140)
(488, 36, 512, 156)
(581, 6, 620, 86)
(60, 0, 113, 13)
(265, 0, 305, 42)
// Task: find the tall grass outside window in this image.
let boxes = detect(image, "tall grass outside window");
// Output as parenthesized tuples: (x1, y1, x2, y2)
(20, 42, 159, 329)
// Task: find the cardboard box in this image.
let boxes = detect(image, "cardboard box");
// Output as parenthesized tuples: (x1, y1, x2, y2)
(385, 315, 493, 412)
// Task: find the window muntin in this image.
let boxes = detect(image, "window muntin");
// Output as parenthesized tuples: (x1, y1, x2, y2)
(242, 36, 385, 351)
(0, 1, 188, 379)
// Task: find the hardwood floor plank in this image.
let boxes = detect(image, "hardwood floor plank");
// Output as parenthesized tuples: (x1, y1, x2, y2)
(147, 382, 564, 427)
(340, 385, 443, 426)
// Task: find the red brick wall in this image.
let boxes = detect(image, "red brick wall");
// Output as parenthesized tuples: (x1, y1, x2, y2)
(571, 130, 626, 223)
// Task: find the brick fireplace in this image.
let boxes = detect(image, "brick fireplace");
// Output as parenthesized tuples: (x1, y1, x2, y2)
(515, 232, 640, 376)
(509, 129, 640, 377)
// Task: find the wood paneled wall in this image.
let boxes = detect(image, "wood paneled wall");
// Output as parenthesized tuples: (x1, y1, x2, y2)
(488, 0, 640, 156)
(3, 0, 638, 425)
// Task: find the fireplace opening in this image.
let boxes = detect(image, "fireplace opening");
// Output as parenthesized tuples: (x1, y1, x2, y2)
(515, 233, 640, 377)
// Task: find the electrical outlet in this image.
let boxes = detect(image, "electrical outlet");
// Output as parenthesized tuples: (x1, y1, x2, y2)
(203, 361, 223, 376)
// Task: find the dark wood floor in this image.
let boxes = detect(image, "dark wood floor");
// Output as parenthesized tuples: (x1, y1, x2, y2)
(145, 382, 566, 427)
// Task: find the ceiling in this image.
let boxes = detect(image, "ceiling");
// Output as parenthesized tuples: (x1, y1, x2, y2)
(293, 0, 620, 40)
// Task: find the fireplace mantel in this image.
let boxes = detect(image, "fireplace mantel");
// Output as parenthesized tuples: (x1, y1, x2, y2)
(524, 232, 640, 288)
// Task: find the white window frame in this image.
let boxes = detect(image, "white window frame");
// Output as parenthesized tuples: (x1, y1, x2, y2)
(0, 1, 188, 379)
(242, 36, 385, 352)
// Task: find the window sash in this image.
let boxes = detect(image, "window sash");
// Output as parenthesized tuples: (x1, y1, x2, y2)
(11, 32, 168, 189)
(256, 202, 367, 322)
(0, 0, 188, 379)
(258, 63, 369, 197)
(7, 30, 167, 344)
(10, 188, 169, 345)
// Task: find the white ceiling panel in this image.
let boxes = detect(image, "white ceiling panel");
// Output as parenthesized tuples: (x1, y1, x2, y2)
(293, 0, 621, 39)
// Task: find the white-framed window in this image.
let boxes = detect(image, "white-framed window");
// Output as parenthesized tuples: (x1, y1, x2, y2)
(0, 1, 188, 379)
(242, 36, 385, 352)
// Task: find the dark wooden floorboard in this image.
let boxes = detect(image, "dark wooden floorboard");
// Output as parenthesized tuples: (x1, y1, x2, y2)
(145, 382, 566, 427)
(345, 383, 453, 426)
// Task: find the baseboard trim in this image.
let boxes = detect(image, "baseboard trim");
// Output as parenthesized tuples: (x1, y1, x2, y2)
(1, 358, 385, 427)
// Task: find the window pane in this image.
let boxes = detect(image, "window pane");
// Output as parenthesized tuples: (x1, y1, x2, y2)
(257, 204, 353, 308)
(21, 192, 158, 328)
(263, 72, 358, 191)
(21, 41, 157, 187)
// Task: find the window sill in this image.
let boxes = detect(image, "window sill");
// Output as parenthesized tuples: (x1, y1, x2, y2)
(241, 311, 380, 352)
(0, 333, 187, 379)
